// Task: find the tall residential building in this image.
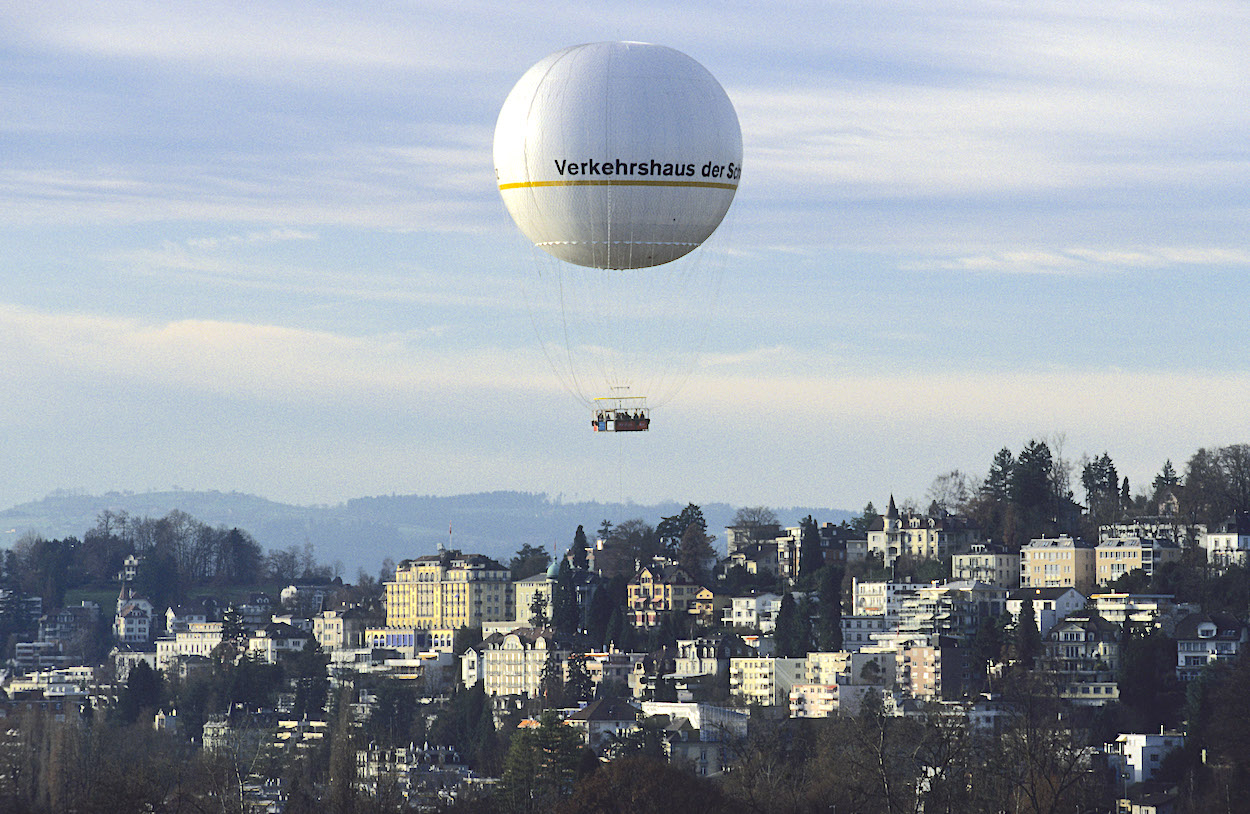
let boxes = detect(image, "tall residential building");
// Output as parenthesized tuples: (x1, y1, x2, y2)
(1094, 536, 1181, 586)
(729, 657, 806, 707)
(1019, 536, 1097, 595)
(895, 581, 1008, 642)
(952, 543, 1019, 588)
(385, 552, 512, 630)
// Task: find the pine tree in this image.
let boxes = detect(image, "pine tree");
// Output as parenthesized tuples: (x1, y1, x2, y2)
(565, 652, 594, 703)
(539, 647, 566, 709)
(212, 606, 247, 664)
(529, 593, 550, 628)
(816, 564, 844, 651)
(584, 581, 614, 649)
(571, 525, 590, 571)
(1015, 598, 1042, 671)
(797, 515, 823, 585)
(676, 524, 717, 585)
(500, 711, 582, 813)
(552, 559, 579, 635)
(773, 592, 809, 658)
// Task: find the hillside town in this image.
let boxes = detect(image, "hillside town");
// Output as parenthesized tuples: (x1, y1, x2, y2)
(4, 444, 1250, 812)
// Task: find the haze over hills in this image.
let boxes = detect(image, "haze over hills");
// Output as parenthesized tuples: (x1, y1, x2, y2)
(0, 489, 856, 576)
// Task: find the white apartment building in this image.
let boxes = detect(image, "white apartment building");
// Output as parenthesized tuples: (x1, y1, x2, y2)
(722, 593, 785, 632)
(895, 581, 1008, 641)
(1089, 593, 1197, 632)
(155, 621, 224, 670)
(462, 628, 569, 699)
(840, 614, 889, 650)
(851, 579, 917, 618)
(729, 657, 806, 707)
(952, 544, 1019, 588)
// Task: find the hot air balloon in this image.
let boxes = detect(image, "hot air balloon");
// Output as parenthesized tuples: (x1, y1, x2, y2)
(494, 42, 741, 431)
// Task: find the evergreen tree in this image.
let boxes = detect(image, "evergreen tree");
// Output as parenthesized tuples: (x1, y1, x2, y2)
(676, 523, 717, 585)
(529, 593, 550, 628)
(1013, 440, 1054, 512)
(571, 525, 590, 571)
(850, 502, 877, 536)
(1015, 598, 1042, 671)
(115, 660, 163, 725)
(584, 582, 614, 648)
(500, 710, 583, 814)
(797, 515, 823, 585)
(326, 687, 358, 813)
(816, 564, 844, 651)
(212, 606, 247, 664)
(510, 544, 552, 581)
(552, 559, 579, 636)
(539, 647, 566, 709)
(773, 592, 808, 658)
(1118, 625, 1183, 730)
(289, 641, 329, 720)
(984, 448, 1015, 502)
(1153, 459, 1180, 491)
(565, 652, 594, 703)
(604, 605, 627, 650)
(974, 611, 1009, 681)
(658, 503, 708, 552)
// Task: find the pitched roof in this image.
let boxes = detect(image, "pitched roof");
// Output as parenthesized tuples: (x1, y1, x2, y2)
(1174, 611, 1247, 640)
(566, 697, 641, 723)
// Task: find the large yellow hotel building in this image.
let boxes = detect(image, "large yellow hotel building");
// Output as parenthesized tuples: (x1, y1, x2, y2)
(384, 551, 513, 630)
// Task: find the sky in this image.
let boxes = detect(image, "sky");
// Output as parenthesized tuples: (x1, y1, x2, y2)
(2, 1, 1249, 518)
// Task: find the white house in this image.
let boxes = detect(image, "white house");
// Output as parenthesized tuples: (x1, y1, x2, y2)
(721, 593, 782, 632)
(1007, 587, 1087, 637)
(1175, 611, 1249, 681)
(1202, 512, 1250, 570)
(114, 588, 154, 644)
(1104, 732, 1185, 787)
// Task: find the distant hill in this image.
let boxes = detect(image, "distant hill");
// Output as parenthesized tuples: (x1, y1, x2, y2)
(0, 489, 854, 575)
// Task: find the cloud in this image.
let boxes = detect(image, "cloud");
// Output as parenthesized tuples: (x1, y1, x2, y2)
(183, 229, 318, 252)
(0, 305, 540, 403)
(908, 245, 1250, 276)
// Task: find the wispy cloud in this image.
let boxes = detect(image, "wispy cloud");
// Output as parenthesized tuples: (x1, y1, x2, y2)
(0, 305, 538, 401)
(911, 245, 1250, 276)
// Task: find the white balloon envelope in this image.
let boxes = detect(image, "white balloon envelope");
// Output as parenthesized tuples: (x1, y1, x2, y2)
(494, 43, 742, 422)
(494, 41, 742, 270)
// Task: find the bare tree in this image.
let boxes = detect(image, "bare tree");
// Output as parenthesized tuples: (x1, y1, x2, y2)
(926, 471, 974, 516)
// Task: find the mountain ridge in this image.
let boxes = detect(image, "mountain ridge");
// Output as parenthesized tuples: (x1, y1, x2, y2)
(0, 489, 856, 575)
